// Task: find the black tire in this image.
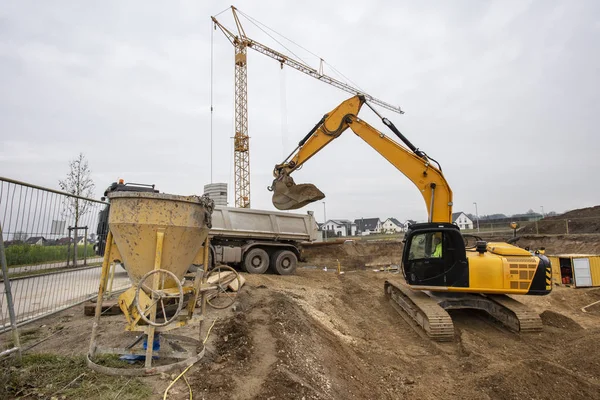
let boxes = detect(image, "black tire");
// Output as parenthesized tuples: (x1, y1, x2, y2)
(243, 248, 269, 274)
(270, 250, 298, 275)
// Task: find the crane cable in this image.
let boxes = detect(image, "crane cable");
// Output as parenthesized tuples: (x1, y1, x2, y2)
(210, 21, 214, 183)
(236, 9, 365, 92)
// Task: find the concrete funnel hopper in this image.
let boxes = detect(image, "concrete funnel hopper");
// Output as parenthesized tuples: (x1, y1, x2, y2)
(107, 192, 214, 288)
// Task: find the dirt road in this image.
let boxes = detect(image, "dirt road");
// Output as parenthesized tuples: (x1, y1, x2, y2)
(10, 266, 599, 399)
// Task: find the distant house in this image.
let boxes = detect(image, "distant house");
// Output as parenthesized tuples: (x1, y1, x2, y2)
(382, 218, 404, 233)
(452, 212, 474, 230)
(25, 236, 47, 246)
(322, 219, 356, 237)
(354, 218, 382, 235)
(56, 237, 72, 245)
(404, 220, 417, 229)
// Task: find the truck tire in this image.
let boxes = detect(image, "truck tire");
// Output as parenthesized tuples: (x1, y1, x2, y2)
(243, 248, 269, 274)
(270, 250, 298, 275)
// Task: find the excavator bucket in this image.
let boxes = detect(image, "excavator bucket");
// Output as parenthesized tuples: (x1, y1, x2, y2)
(271, 175, 325, 210)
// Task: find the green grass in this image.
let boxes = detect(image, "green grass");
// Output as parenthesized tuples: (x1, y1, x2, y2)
(0, 354, 152, 399)
(5, 244, 95, 267)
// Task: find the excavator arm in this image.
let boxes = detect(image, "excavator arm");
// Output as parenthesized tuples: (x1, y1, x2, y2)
(270, 95, 453, 223)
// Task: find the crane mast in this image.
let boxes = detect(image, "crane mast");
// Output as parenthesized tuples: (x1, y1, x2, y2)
(232, 11, 250, 208)
(212, 6, 403, 208)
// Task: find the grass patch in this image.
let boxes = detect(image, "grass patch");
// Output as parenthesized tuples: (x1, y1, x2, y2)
(0, 354, 152, 399)
(6, 244, 95, 267)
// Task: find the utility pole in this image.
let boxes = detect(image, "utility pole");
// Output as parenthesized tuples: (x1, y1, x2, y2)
(322, 201, 327, 241)
(540, 205, 545, 217)
(473, 202, 480, 233)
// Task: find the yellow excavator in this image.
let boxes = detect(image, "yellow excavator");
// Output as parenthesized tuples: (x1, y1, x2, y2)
(269, 95, 552, 341)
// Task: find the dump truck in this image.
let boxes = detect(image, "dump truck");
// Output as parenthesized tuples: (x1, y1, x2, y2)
(95, 181, 318, 275)
(207, 206, 318, 275)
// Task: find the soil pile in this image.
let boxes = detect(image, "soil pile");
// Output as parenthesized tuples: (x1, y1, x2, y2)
(521, 205, 600, 234)
(4, 267, 600, 399)
(301, 240, 403, 269)
(514, 234, 600, 254)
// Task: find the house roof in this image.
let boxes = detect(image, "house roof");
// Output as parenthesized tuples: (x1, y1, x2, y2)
(452, 212, 471, 222)
(405, 219, 417, 225)
(354, 218, 380, 231)
(331, 219, 352, 225)
(386, 218, 403, 226)
(25, 236, 46, 244)
(325, 219, 352, 227)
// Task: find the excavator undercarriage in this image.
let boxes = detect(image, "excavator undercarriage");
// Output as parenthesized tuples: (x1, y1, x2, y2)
(384, 280, 543, 341)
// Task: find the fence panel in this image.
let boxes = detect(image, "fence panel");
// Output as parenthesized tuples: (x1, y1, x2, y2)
(0, 176, 130, 334)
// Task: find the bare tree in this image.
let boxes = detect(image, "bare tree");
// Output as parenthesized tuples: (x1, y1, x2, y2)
(59, 153, 95, 228)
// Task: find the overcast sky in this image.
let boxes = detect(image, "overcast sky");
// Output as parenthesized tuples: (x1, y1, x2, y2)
(1, 0, 598, 223)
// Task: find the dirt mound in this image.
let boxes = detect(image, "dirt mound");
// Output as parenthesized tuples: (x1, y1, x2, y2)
(559, 329, 600, 379)
(540, 310, 583, 330)
(500, 234, 600, 255)
(6, 268, 600, 399)
(301, 240, 403, 269)
(521, 205, 600, 234)
(478, 359, 599, 400)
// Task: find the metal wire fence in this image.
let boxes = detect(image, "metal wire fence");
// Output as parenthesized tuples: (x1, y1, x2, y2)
(462, 216, 600, 236)
(0, 177, 131, 342)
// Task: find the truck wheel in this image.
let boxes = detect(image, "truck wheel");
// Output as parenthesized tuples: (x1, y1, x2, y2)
(243, 248, 269, 274)
(271, 250, 297, 275)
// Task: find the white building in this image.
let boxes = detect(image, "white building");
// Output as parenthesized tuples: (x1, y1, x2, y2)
(354, 218, 382, 235)
(322, 219, 356, 237)
(452, 212, 474, 230)
(382, 218, 404, 233)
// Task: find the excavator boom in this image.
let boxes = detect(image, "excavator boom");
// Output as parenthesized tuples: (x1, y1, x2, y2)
(271, 95, 453, 223)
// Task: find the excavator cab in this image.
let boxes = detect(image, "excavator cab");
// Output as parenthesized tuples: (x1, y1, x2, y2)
(402, 223, 469, 288)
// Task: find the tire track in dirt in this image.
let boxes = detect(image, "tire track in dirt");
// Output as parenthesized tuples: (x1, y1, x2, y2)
(230, 307, 278, 400)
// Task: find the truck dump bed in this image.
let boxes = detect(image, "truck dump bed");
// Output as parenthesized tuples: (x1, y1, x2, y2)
(210, 206, 318, 242)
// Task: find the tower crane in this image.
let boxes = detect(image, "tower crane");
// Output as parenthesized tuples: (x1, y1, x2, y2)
(211, 6, 403, 208)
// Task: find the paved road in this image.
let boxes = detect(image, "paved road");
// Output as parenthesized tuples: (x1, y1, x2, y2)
(8, 257, 104, 275)
(1, 264, 130, 328)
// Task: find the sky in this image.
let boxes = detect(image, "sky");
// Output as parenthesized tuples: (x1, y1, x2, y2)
(1, 0, 599, 224)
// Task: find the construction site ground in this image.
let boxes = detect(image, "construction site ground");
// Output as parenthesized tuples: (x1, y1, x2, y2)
(2, 239, 600, 399)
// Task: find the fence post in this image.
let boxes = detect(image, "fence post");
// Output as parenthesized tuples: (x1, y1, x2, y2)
(83, 226, 88, 266)
(0, 223, 22, 361)
(73, 226, 78, 267)
(566, 219, 569, 235)
(66, 226, 72, 267)
(535, 220, 539, 234)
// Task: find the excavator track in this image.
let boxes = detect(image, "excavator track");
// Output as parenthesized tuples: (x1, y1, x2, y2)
(484, 294, 543, 333)
(384, 280, 543, 341)
(384, 280, 455, 342)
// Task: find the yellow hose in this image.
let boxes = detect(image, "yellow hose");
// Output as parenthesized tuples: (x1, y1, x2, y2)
(163, 319, 217, 400)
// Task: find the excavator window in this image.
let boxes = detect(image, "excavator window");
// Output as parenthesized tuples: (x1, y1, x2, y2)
(408, 232, 443, 260)
(403, 224, 469, 288)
